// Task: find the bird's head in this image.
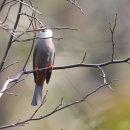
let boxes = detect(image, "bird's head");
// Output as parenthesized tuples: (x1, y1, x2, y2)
(39, 28, 53, 38)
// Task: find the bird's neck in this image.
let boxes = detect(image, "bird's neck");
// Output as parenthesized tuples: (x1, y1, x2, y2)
(39, 31, 52, 39)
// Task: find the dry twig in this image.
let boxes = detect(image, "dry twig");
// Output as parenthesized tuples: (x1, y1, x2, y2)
(0, 81, 115, 129)
(67, 0, 85, 15)
(109, 14, 117, 61)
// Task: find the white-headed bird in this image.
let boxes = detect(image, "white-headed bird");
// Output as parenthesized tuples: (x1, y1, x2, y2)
(31, 28, 55, 106)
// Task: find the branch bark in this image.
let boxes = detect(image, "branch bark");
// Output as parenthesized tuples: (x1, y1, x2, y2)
(0, 0, 23, 71)
(0, 81, 114, 129)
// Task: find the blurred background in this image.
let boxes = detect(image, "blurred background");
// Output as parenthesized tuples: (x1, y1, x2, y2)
(0, 0, 130, 130)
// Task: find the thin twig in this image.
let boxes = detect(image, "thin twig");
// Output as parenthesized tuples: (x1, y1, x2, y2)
(0, 0, 23, 71)
(22, 13, 36, 70)
(0, 71, 23, 98)
(0, 79, 14, 98)
(14, 37, 63, 42)
(19, 12, 43, 27)
(22, 1, 37, 70)
(4, 91, 17, 96)
(2, 2, 18, 24)
(2, 0, 16, 6)
(15, 0, 41, 14)
(81, 52, 86, 63)
(30, 90, 48, 119)
(0, 81, 115, 129)
(0, 22, 17, 36)
(98, 66, 112, 90)
(0, 61, 19, 73)
(109, 14, 117, 61)
(6, 78, 25, 91)
(0, 56, 129, 99)
(0, 25, 77, 34)
(12, 13, 35, 43)
(0, 0, 7, 11)
(23, 56, 130, 75)
(22, 27, 78, 33)
(51, 27, 78, 30)
(67, 0, 85, 15)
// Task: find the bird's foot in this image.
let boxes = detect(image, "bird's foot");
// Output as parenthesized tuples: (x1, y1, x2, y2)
(48, 64, 53, 72)
(35, 67, 45, 76)
(35, 67, 40, 72)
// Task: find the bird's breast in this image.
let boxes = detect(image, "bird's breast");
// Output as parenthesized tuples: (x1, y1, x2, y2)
(34, 39, 55, 67)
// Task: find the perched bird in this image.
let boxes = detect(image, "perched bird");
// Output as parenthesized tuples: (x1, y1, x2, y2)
(31, 28, 55, 106)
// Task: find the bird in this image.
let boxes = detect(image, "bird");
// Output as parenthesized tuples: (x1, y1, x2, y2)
(31, 28, 55, 106)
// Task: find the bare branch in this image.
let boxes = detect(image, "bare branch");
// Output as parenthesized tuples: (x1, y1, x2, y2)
(81, 52, 86, 63)
(0, 24, 78, 35)
(20, 27, 78, 33)
(22, 13, 36, 70)
(19, 12, 43, 27)
(2, 2, 18, 24)
(6, 78, 25, 91)
(0, 0, 7, 11)
(0, 0, 23, 71)
(0, 78, 14, 98)
(4, 91, 17, 96)
(29, 90, 48, 119)
(109, 13, 117, 61)
(0, 0, 129, 129)
(0, 71, 23, 98)
(0, 81, 115, 129)
(0, 22, 16, 36)
(98, 66, 112, 90)
(67, 0, 85, 15)
(0, 61, 19, 73)
(15, 0, 41, 14)
(11, 14, 34, 43)
(51, 27, 78, 30)
(2, 0, 16, 7)
(0, 55, 129, 99)
(23, 56, 130, 75)
(14, 37, 63, 43)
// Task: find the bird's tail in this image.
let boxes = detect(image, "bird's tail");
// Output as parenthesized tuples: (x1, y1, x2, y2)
(31, 85, 43, 106)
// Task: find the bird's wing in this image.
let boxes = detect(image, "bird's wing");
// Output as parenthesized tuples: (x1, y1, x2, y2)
(46, 52, 55, 84)
(33, 48, 37, 83)
(52, 52, 55, 65)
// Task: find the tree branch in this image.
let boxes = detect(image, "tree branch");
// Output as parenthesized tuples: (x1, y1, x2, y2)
(1, 1, 18, 24)
(0, 61, 19, 73)
(0, 0, 7, 12)
(109, 13, 117, 61)
(15, 0, 41, 14)
(0, 55, 129, 99)
(67, 0, 85, 15)
(0, 0, 23, 71)
(0, 81, 115, 129)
